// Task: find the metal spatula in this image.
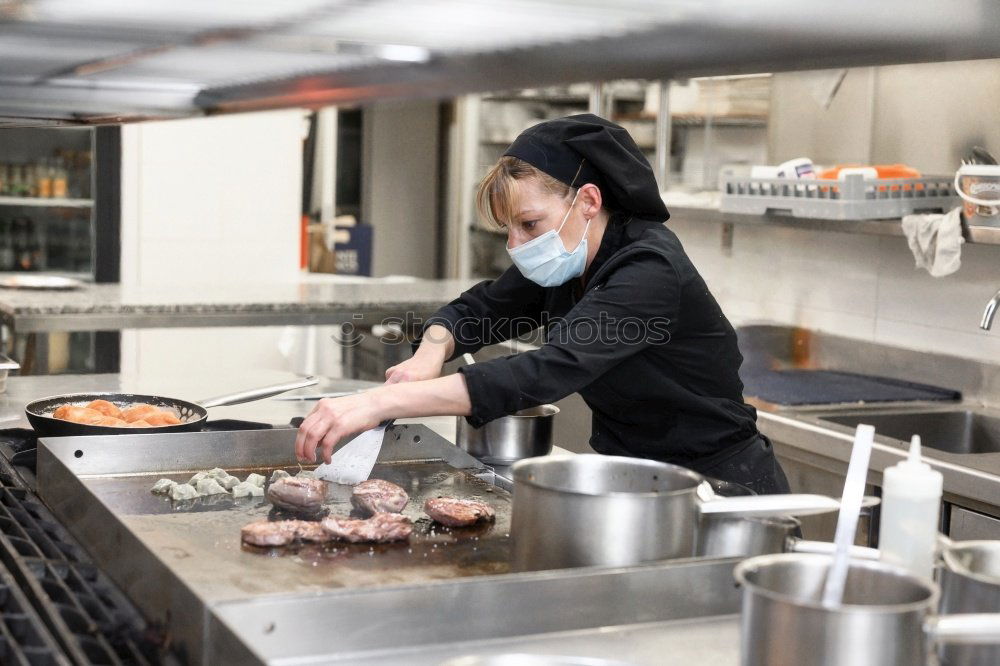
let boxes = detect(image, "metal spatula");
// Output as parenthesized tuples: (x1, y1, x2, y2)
(313, 419, 394, 485)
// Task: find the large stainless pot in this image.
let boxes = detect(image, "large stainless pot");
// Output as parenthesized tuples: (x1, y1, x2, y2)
(456, 404, 557, 464)
(511, 455, 845, 571)
(735, 552, 1000, 666)
(939, 540, 1000, 666)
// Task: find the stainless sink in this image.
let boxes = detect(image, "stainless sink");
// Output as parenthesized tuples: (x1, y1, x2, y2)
(817, 410, 1000, 455)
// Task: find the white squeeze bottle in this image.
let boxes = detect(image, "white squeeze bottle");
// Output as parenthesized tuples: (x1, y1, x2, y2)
(878, 435, 944, 580)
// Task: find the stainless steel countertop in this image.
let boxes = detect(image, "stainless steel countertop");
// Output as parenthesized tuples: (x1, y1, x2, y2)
(0, 275, 476, 332)
(349, 616, 740, 666)
(760, 403, 1000, 517)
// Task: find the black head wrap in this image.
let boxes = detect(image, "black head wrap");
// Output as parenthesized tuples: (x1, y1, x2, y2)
(503, 113, 670, 221)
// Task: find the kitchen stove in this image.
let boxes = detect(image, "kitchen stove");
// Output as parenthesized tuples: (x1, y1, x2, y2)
(0, 419, 274, 666)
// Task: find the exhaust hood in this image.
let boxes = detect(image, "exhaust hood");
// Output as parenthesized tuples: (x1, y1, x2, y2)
(1, 0, 999, 124)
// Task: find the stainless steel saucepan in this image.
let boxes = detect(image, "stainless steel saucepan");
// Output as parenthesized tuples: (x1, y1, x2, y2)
(697, 512, 880, 560)
(938, 538, 1000, 666)
(510, 454, 850, 571)
(735, 552, 1000, 666)
(456, 404, 558, 464)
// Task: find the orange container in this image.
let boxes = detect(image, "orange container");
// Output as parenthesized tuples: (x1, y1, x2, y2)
(817, 164, 922, 193)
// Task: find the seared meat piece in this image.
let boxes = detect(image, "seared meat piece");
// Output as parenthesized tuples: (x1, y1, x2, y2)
(241, 519, 331, 547)
(242, 520, 296, 546)
(351, 479, 409, 515)
(267, 477, 327, 515)
(321, 513, 412, 543)
(424, 497, 495, 527)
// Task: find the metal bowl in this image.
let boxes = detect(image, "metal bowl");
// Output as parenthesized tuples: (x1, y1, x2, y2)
(456, 404, 558, 464)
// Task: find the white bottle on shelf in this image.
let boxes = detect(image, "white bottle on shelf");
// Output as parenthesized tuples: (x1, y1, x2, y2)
(878, 435, 943, 581)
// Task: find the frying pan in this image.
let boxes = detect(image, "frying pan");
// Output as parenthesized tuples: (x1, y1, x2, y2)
(25, 376, 318, 437)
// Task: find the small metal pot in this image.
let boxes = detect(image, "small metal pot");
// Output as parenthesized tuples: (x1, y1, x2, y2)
(456, 404, 557, 464)
(735, 552, 1000, 666)
(939, 540, 1000, 666)
(698, 505, 881, 560)
(511, 455, 846, 571)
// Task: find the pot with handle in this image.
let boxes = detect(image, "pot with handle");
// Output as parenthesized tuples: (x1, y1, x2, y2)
(25, 376, 318, 437)
(734, 552, 1000, 666)
(938, 538, 1000, 666)
(697, 513, 880, 560)
(511, 454, 852, 572)
(456, 404, 558, 464)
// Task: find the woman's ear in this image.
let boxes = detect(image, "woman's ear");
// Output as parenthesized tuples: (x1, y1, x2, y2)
(578, 183, 602, 219)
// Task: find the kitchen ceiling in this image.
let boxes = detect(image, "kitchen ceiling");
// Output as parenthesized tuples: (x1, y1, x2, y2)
(1, 0, 999, 124)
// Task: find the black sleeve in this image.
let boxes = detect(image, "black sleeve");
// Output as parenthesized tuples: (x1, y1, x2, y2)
(415, 265, 547, 360)
(457, 250, 679, 426)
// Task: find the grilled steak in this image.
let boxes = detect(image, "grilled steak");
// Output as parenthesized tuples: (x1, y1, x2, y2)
(241, 519, 331, 547)
(351, 479, 409, 515)
(424, 497, 495, 527)
(267, 477, 327, 516)
(321, 513, 413, 543)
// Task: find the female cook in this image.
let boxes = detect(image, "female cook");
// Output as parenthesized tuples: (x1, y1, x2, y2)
(295, 114, 790, 495)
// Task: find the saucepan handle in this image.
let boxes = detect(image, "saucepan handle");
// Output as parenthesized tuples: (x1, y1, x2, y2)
(927, 614, 1000, 645)
(699, 494, 841, 517)
(787, 538, 881, 560)
(199, 376, 319, 409)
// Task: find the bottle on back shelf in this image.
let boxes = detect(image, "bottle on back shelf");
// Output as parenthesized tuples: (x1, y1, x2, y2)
(0, 218, 12, 270)
(51, 157, 68, 199)
(878, 435, 944, 581)
(36, 159, 53, 198)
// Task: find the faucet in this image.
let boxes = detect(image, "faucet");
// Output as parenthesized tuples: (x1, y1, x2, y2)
(982, 289, 1000, 330)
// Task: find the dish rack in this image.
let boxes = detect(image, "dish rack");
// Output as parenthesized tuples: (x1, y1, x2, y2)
(720, 173, 957, 220)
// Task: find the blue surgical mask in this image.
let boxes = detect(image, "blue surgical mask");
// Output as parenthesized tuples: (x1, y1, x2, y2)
(507, 190, 591, 287)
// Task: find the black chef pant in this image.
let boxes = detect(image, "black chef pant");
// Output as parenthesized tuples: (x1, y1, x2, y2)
(689, 433, 791, 496)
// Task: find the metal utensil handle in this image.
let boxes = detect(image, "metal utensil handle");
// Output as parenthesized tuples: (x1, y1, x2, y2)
(699, 494, 841, 517)
(788, 538, 880, 560)
(928, 614, 1000, 645)
(199, 376, 319, 408)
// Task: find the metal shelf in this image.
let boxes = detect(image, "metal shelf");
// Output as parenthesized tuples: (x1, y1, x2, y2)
(0, 196, 92, 208)
(669, 204, 1000, 246)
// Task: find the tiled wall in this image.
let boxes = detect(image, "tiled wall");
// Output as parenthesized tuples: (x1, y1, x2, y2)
(671, 217, 1000, 364)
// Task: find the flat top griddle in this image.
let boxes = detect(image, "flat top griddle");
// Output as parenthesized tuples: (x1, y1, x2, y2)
(36, 425, 513, 664)
(85, 459, 510, 598)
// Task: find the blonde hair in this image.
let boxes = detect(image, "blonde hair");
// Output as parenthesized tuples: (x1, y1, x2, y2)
(476, 156, 574, 229)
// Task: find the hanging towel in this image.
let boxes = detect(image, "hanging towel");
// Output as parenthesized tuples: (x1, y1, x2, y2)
(901, 207, 964, 277)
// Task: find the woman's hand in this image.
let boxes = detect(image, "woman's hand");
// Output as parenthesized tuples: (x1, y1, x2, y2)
(384, 354, 443, 384)
(295, 391, 387, 464)
(293, 373, 473, 465)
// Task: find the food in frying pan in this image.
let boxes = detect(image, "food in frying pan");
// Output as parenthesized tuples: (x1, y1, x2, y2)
(51, 400, 183, 427)
(320, 513, 413, 543)
(52, 405, 106, 425)
(241, 519, 330, 547)
(351, 479, 409, 515)
(267, 477, 327, 516)
(423, 497, 495, 527)
(121, 404, 161, 423)
(86, 399, 123, 418)
(143, 411, 182, 426)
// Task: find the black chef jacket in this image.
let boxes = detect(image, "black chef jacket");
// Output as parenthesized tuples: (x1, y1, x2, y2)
(421, 217, 759, 468)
